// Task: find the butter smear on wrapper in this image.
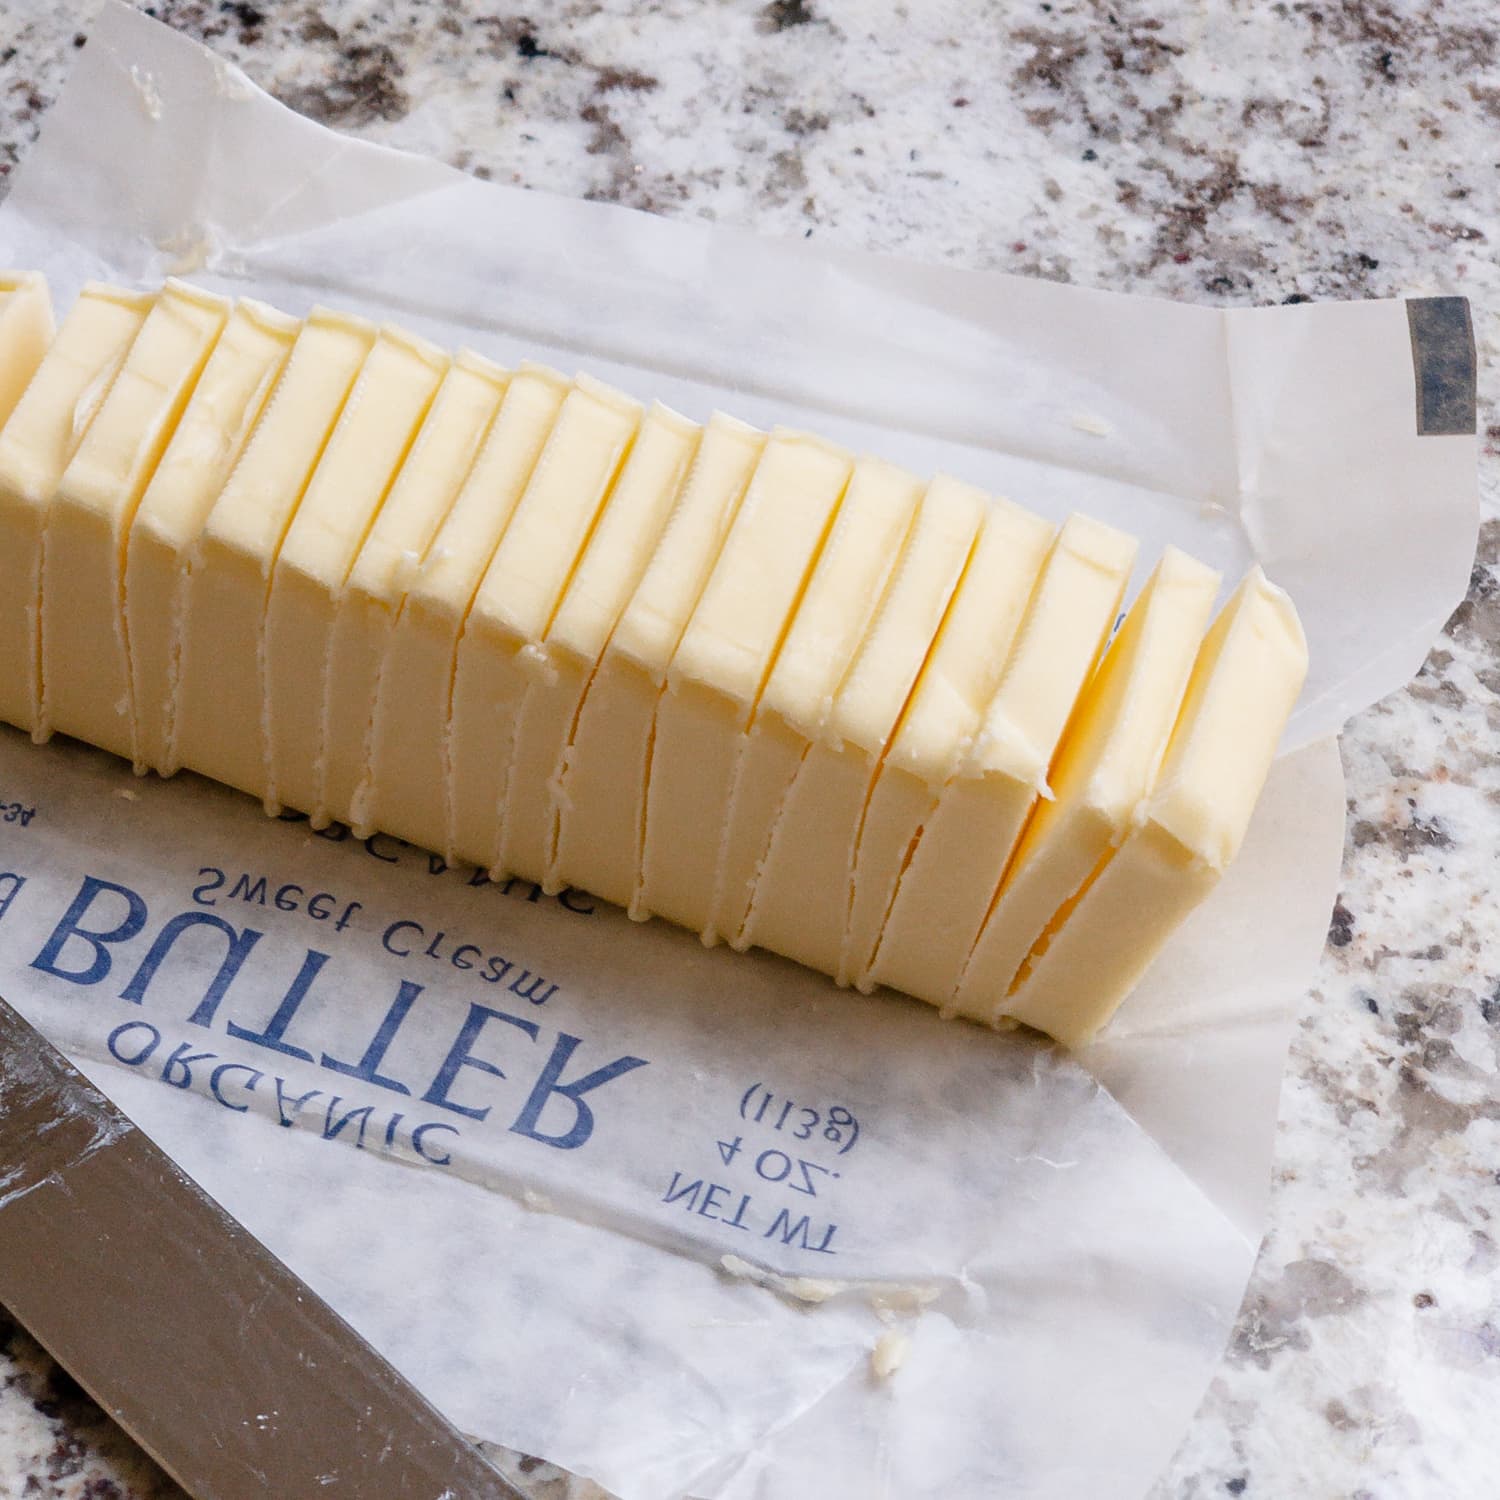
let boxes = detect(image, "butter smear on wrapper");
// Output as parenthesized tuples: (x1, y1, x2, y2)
(0, 273, 1309, 1047)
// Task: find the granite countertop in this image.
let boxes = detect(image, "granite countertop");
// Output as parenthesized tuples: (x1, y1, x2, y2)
(1, 1, 1497, 1496)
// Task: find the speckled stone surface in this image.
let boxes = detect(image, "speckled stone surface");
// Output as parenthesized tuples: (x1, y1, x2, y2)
(1, 1, 1497, 1497)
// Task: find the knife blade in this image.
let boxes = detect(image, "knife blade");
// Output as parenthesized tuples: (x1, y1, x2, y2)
(0, 993, 526, 1499)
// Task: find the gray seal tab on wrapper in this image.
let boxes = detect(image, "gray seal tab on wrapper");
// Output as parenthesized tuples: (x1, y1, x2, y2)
(1406, 296, 1476, 436)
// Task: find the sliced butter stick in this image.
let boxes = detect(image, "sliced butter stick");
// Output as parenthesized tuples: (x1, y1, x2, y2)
(710, 457, 921, 948)
(548, 414, 764, 908)
(500, 402, 700, 886)
(0, 272, 55, 431)
(838, 495, 1056, 985)
(318, 350, 508, 829)
(637, 430, 853, 935)
(0, 283, 149, 740)
(951, 545, 1220, 1019)
(740, 475, 987, 973)
(998, 567, 1308, 1046)
(265, 326, 448, 816)
(44, 281, 230, 761)
(172, 307, 376, 798)
(355, 363, 566, 853)
(128, 299, 300, 774)
(863, 514, 1137, 1007)
(449, 374, 642, 871)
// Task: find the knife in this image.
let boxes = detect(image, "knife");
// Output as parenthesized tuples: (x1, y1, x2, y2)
(0, 993, 526, 1499)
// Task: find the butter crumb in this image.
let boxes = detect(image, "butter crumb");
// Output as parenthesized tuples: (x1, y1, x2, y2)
(212, 56, 258, 103)
(871, 1330, 909, 1379)
(1070, 411, 1113, 438)
(717, 1254, 841, 1304)
(130, 65, 163, 122)
(157, 229, 217, 277)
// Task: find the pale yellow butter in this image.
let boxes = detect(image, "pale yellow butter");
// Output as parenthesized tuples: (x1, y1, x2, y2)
(264, 325, 448, 817)
(319, 350, 509, 829)
(865, 513, 1138, 1008)
(637, 430, 853, 935)
(44, 281, 230, 761)
(501, 403, 700, 886)
(356, 363, 566, 853)
(1000, 568, 1307, 1045)
(0, 283, 150, 740)
(549, 413, 764, 908)
(740, 475, 986, 974)
(172, 307, 376, 797)
(17, 274, 1309, 1044)
(448, 374, 642, 871)
(951, 546, 1220, 1019)
(710, 457, 922, 948)
(126, 298, 300, 774)
(0, 272, 55, 432)
(837, 494, 1056, 984)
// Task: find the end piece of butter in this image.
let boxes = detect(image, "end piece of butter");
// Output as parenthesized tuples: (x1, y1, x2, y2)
(0, 282, 150, 740)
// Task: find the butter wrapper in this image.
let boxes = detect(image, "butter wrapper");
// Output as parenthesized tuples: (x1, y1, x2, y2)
(0, 5, 1475, 1498)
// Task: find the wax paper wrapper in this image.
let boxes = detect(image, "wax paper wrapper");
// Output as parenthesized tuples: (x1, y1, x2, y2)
(0, 5, 1477, 1497)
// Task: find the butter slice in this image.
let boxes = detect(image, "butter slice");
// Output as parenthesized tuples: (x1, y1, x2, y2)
(1000, 568, 1307, 1045)
(838, 495, 1056, 985)
(549, 414, 764, 908)
(127, 299, 300, 774)
(448, 374, 642, 870)
(710, 457, 921, 948)
(44, 282, 230, 760)
(264, 326, 448, 816)
(0, 284, 149, 739)
(356, 363, 566, 853)
(319, 350, 508, 828)
(637, 430, 853, 934)
(952, 546, 1220, 1019)
(865, 514, 1138, 1007)
(172, 307, 376, 797)
(0, 273, 55, 431)
(740, 474, 986, 974)
(500, 402, 700, 885)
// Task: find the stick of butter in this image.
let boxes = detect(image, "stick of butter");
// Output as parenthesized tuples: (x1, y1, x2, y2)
(500, 402, 700, 886)
(44, 281, 230, 762)
(8, 274, 1311, 1046)
(318, 350, 509, 830)
(0, 282, 147, 740)
(264, 326, 448, 817)
(127, 298, 300, 775)
(355, 363, 566, 851)
(172, 307, 376, 798)
(739, 475, 986, 974)
(998, 567, 1308, 1045)
(549, 414, 764, 909)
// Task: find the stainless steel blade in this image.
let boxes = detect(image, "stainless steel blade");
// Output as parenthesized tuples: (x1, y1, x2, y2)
(0, 994, 525, 1499)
